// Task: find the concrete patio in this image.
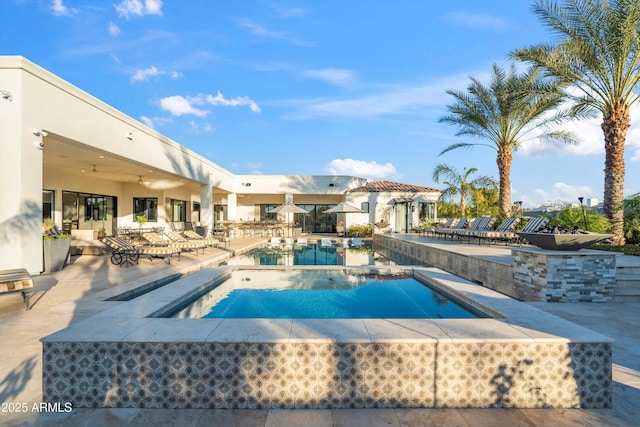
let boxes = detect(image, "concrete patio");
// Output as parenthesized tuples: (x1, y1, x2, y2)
(0, 235, 638, 426)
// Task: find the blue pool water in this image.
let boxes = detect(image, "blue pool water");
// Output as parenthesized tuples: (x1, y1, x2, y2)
(170, 270, 480, 319)
(228, 243, 394, 266)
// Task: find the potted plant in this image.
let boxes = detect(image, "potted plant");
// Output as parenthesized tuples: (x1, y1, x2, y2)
(43, 221, 72, 272)
(135, 215, 147, 228)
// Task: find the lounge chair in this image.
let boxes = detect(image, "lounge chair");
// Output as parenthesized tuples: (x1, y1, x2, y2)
(269, 237, 282, 246)
(351, 237, 363, 246)
(142, 232, 206, 255)
(478, 217, 548, 245)
(181, 230, 220, 247)
(102, 236, 181, 265)
(0, 268, 34, 310)
(295, 237, 308, 246)
(436, 218, 469, 239)
(454, 216, 496, 242)
(473, 217, 520, 244)
(320, 238, 335, 247)
(165, 230, 211, 249)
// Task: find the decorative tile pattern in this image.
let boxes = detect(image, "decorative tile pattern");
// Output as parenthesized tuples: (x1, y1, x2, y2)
(43, 338, 610, 409)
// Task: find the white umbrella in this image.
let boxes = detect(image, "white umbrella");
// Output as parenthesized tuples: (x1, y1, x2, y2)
(325, 202, 364, 237)
(267, 203, 309, 236)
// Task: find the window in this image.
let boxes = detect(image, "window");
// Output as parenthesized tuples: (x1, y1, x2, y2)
(419, 202, 436, 221)
(360, 202, 370, 213)
(43, 190, 54, 222)
(134, 197, 158, 221)
(260, 204, 278, 220)
(171, 199, 187, 222)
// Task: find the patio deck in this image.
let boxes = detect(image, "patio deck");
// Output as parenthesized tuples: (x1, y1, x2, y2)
(0, 235, 638, 426)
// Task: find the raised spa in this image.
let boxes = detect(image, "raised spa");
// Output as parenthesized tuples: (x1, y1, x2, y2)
(42, 265, 613, 410)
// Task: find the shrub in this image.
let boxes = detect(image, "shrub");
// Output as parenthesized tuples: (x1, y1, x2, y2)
(348, 223, 373, 237)
(546, 203, 611, 233)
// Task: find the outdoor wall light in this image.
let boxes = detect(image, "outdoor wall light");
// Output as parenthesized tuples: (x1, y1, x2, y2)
(33, 129, 48, 137)
(0, 89, 13, 101)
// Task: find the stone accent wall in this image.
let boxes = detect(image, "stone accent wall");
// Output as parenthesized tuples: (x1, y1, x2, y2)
(42, 340, 611, 409)
(512, 248, 615, 303)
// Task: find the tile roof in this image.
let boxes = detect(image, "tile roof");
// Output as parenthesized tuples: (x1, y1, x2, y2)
(347, 180, 441, 193)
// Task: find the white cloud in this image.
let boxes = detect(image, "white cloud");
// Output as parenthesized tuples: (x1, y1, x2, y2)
(50, 0, 77, 16)
(519, 103, 640, 159)
(140, 115, 172, 129)
(158, 92, 260, 117)
(159, 96, 208, 117)
(302, 68, 356, 87)
(521, 182, 597, 208)
(131, 66, 180, 83)
(108, 22, 121, 36)
(204, 91, 261, 113)
(326, 158, 397, 180)
(283, 73, 471, 120)
(236, 18, 310, 46)
(115, 0, 163, 19)
(445, 11, 508, 30)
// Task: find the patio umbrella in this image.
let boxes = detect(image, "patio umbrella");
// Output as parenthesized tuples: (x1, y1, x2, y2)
(267, 203, 309, 237)
(324, 202, 364, 237)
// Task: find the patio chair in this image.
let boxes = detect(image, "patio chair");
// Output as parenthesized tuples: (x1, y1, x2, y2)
(269, 237, 282, 246)
(436, 218, 469, 239)
(479, 217, 548, 245)
(0, 268, 34, 310)
(320, 238, 335, 247)
(473, 217, 521, 244)
(142, 232, 206, 255)
(455, 216, 496, 242)
(295, 237, 308, 246)
(102, 236, 181, 265)
(165, 230, 211, 249)
(181, 230, 220, 247)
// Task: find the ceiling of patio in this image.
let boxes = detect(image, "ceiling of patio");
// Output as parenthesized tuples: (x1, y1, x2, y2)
(42, 132, 200, 187)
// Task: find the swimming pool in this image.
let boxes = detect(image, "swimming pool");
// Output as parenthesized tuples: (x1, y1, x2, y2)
(228, 243, 394, 266)
(167, 269, 480, 319)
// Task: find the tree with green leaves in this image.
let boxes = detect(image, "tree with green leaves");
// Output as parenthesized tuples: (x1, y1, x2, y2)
(439, 63, 579, 217)
(432, 164, 497, 217)
(512, 0, 640, 245)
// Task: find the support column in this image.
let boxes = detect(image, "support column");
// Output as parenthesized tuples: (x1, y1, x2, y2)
(0, 83, 44, 273)
(200, 184, 212, 235)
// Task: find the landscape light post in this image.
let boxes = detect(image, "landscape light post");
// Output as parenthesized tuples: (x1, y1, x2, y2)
(578, 197, 588, 231)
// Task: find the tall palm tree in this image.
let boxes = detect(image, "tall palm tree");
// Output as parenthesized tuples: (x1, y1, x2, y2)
(432, 164, 497, 217)
(439, 63, 579, 217)
(512, 0, 640, 245)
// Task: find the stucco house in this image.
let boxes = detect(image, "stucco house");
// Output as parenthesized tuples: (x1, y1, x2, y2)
(0, 56, 439, 273)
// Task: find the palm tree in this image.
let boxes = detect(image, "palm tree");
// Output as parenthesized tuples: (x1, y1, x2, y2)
(432, 164, 497, 217)
(512, 0, 640, 245)
(439, 63, 579, 217)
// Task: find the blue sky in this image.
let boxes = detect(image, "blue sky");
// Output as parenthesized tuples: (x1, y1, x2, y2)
(4, 0, 640, 208)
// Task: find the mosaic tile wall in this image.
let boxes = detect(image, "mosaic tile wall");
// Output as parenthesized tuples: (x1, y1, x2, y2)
(42, 340, 611, 409)
(512, 249, 615, 302)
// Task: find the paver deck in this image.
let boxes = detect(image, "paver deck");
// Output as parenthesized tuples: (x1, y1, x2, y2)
(0, 235, 638, 426)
